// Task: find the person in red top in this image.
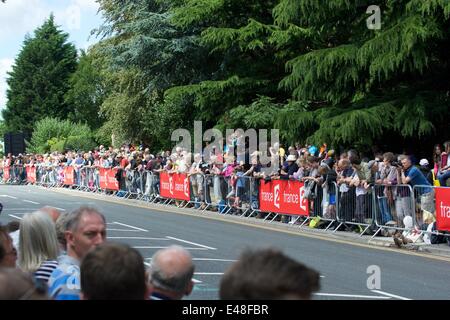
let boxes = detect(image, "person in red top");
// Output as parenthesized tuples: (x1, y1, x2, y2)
(432, 144, 443, 175)
(438, 141, 450, 186)
(120, 154, 129, 169)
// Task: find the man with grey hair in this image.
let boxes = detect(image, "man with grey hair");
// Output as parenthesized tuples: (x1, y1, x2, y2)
(148, 245, 195, 300)
(47, 206, 106, 300)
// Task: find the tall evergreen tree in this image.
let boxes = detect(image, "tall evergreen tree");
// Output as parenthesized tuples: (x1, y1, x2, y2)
(275, 0, 450, 150)
(95, 0, 214, 148)
(94, 0, 449, 153)
(2, 15, 77, 135)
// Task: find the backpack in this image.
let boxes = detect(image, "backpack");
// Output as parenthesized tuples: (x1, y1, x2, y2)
(428, 222, 447, 244)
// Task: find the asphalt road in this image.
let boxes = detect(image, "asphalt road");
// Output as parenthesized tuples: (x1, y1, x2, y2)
(1, 184, 449, 300)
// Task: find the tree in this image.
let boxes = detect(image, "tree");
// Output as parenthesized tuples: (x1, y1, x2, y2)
(2, 15, 77, 135)
(275, 0, 450, 150)
(94, 0, 215, 149)
(27, 117, 96, 154)
(165, 0, 285, 128)
(65, 50, 106, 129)
(94, 0, 450, 154)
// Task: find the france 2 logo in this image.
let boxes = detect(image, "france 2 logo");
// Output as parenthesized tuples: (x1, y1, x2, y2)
(169, 176, 174, 195)
(183, 177, 189, 197)
(274, 184, 280, 209)
(299, 185, 307, 213)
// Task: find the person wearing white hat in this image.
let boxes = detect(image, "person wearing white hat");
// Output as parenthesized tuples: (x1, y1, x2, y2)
(418, 158, 433, 185)
(280, 154, 298, 180)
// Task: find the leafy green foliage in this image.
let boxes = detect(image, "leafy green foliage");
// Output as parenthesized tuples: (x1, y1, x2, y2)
(28, 117, 95, 154)
(2, 15, 77, 135)
(65, 50, 106, 129)
(90, 0, 450, 153)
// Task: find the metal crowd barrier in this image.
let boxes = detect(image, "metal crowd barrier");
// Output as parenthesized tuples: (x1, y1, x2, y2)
(203, 174, 231, 213)
(2, 164, 448, 241)
(0, 165, 27, 184)
(413, 185, 448, 240)
(333, 181, 375, 236)
(370, 184, 414, 238)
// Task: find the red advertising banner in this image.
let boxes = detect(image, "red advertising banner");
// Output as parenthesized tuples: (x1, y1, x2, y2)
(26, 166, 37, 184)
(436, 187, 450, 232)
(99, 168, 119, 191)
(259, 179, 309, 216)
(64, 166, 74, 185)
(3, 166, 10, 181)
(159, 172, 190, 201)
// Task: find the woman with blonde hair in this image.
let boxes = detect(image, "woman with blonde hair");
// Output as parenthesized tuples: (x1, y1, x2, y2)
(18, 211, 59, 283)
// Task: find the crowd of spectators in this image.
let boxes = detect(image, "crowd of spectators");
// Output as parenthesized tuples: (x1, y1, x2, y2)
(1, 137, 449, 240)
(0, 136, 449, 300)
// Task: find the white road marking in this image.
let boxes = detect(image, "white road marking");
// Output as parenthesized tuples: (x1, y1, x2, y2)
(107, 237, 170, 240)
(106, 229, 142, 232)
(53, 207, 66, 211)
(166, 236, 217, 250)
(314, 293, 391, 299)
(194, 273, 224, 275)
(133, 246, 209, 250)
(113, 221, 148, 232)
(0, 195, 17, 199)
(192, 258, 236, 262)
(371, 290, 411, 300)
(8, 214, 23, 220)
(22, 200, 40, 205)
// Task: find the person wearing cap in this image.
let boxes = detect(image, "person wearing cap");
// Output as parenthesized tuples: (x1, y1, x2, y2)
(280, 154, 299, 180)
(418, 158, 433, 185)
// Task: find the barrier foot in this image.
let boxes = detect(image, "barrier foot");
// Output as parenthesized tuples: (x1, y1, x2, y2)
(359, 225, 371, 237)
(324, 220, 335, 231)
(370, 227, 382, 239)
(290, 216, 301, 226)
(182, 201, 190, 209)
(239, 208, 249, 218)
(299, 217, 310, 228)
(269, 214, 279, 223)
(246, 210, 256, 219)
(332, 222, 344, 233)
(222, 206, 232, 215)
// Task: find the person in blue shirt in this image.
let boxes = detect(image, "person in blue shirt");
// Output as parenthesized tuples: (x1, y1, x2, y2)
(47, 207, 106, 300)
(398, 155, 434, 215)
(399, 156, 432, 188)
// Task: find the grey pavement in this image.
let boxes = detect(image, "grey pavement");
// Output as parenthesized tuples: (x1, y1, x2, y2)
(1, 184, 449, 300)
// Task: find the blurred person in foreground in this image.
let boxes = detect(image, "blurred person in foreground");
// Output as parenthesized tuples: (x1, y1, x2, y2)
(220, 248, 320, 300)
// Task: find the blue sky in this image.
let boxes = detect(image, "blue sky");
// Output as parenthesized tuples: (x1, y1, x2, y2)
(0, 0, 105, 115)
